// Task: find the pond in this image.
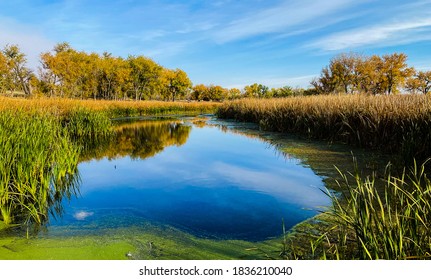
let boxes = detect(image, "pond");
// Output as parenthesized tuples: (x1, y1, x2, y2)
(0, 116, 387, 259)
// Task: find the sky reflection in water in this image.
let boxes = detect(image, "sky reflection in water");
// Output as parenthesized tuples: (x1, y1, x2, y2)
(53, 119, 329, 241)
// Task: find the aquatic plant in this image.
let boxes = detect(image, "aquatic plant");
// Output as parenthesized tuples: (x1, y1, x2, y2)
(61, 107, 112, 141)
(0, 110, 80, 232)
(322, 160, 431, 259)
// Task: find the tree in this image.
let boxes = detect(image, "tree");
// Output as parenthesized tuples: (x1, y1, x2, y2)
(312, 52, 414, 95)
(128, 55, 162, 101)
(191, 84, 208, 101)
(381, 53, 414, 94)
(2, 44, 33, 95)
(40, 42, 89, 98)
(406, 70, 431, 94)
(207, 85, 228, 101)
(161, 69, 192, 101)
(227, 88, 241, 100)
(330, 53, 358, 94)
(0, 51, 8, 94)
(270, 86, 295, 97)
(243, 83, 269, 98)
(311, 66, 336, 94)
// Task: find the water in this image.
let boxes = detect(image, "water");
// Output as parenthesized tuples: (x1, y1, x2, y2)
(49, 117, 329, 242)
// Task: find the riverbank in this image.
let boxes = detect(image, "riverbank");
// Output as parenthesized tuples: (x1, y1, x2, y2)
(217, 95, 431, 162)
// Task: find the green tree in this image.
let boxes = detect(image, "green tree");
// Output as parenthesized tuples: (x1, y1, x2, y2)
(270, 86, 295, 97)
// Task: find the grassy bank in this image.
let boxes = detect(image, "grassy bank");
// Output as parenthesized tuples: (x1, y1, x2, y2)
(217, 95, 431, 161)
(0, 97, 220, 118)
(0, 110, 80, 231)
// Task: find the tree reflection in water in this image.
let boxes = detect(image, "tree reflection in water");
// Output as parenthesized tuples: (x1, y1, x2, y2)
(80, 119, 192, 161)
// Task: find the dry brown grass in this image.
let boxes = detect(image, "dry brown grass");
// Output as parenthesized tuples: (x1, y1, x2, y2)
(0, 97, 220, 117)
(217, 95, 431, 160)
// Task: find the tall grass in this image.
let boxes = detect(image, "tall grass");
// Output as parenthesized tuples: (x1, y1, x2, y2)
(0, 97, 220, 118)
(217, 95, 431, 160)
(0, 110, 80, 230)
(322, 160, 431, 259)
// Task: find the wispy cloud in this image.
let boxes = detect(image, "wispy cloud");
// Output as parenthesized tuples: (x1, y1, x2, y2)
(213, 0, 358, 43)
(0, 17, 54, 69)
(310, 18, 431, 51)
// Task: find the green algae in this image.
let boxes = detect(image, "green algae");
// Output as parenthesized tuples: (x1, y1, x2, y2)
(0, 224, 283, 260)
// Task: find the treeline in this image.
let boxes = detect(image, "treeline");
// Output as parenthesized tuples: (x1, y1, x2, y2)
(2, 43, 430, 100)
(0, 42, 311, 101)
(311, 52, 431, 95)
(0, 42, 191, 101)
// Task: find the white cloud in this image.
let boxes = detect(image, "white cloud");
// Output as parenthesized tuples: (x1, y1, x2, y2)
(214, 0, 357, 43)
(0, 17, 54, 70)
(310, 18, 431, 51)
(211, 162, 327, 207)
(73, 210, 94, 221)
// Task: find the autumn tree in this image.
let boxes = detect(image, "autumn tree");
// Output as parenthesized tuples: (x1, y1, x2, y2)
(0, 51, 8, 94)
(406, 70, 431, 94)
(40, 42, 91, 98)
(381, 53, 414, 94)
(2, 44, 33, 95)
(191, 84, 208, 101)
(243, 83, 269, 98)
(227, 88, 241, 100)
(207, 85, 228, 101)
(161, 69, 192, 101)
(312, 52, 414, 95)
(128, 55, 162, 100)
(311, 66, 336, 94)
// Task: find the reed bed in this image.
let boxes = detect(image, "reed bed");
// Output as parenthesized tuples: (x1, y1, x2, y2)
(217, 95, 431, 160)
(0, 97, 220, 118)
(322, 161, 431, 259)
(0, 110, 80, 231)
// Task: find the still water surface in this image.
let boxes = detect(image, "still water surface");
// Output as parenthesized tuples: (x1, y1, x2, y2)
(50, 117, 329, 242)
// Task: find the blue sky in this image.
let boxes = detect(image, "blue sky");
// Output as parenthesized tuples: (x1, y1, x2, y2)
(1, 0, 431, 88)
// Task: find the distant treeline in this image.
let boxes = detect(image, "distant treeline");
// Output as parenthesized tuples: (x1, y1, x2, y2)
(1, 43, 430, 101)
(0, 42, 309, 101)
(311, 52, 431, 95)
